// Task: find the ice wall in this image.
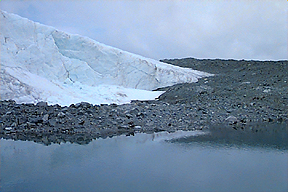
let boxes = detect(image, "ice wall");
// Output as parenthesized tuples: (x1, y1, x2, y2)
(0, 10, 212, 105)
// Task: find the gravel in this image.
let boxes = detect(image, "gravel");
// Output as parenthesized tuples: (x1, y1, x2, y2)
(1, 58, 287, 145)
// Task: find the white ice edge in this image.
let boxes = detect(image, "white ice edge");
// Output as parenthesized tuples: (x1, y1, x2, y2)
(0, 10, 213, 106)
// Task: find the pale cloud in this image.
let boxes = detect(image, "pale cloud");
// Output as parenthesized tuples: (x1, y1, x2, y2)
(0, 0, 286, 60)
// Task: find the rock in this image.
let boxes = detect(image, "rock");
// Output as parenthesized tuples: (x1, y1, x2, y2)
(11, 122, 17, 127)
(61, 107, 69, 112)
(225, 116, 238, 124)
(125, 113, 133, 119)
(29, 117, 43, 124)
(36, 101, 48, 107)
(77, 110, 85, 115)
(48, 119, 57, 127)
(57, 112, 66, 118)
(78, 119, 85, 125)
(75, 102, 92, 109)
(128, 121, 135, 127)
(118, 125, 130, 130)
(5, 111, 12, 115)
(136, 112, 146, 118)
(42, 114, 49, 122)
(110, 103, 118, 107)
(145, 121, 154, 126)
(26, 122, 37, 128)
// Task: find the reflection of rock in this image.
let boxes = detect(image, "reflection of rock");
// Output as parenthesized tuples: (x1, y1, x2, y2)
(171, 123, 288, 150)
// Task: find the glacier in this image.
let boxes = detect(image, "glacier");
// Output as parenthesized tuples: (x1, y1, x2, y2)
(0, 10, 212, 106)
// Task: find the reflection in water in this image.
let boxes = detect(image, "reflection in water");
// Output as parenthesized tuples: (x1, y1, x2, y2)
(1, 128, 287, 192)
(170, 123, 288, 150)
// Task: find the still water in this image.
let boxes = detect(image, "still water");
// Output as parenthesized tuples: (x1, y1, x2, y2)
(1, 129, 288, 192)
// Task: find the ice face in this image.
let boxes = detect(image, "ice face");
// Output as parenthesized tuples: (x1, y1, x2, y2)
(0, 10, 212, 105)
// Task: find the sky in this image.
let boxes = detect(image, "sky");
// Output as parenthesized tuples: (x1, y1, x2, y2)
(0, 0, 287, 61)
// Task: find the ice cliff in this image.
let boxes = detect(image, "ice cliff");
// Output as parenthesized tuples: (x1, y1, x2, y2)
(0, 10, 212, 105)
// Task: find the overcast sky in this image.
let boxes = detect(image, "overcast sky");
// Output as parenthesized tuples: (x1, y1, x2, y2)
(1, 0, 287, 60)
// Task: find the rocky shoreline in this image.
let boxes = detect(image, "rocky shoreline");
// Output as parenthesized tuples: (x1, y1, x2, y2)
(1, 58, 287, 145)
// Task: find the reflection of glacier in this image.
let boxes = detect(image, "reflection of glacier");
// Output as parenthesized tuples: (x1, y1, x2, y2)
(0, 131, 208, 171)
(110, 130, 208, 144)
(2, 132, 287, 192)
(0, 10, 212, 105)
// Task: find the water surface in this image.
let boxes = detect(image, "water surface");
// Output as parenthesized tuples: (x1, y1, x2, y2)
(1, 130, 287, 192)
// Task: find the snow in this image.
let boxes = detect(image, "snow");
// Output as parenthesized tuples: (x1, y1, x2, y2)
(0, 10, 213, 106)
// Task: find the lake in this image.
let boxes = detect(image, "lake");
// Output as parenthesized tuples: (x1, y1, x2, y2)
(1, 126, 287, 192)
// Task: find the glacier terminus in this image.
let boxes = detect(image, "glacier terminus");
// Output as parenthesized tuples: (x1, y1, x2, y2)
(0, 10, 212, 106)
